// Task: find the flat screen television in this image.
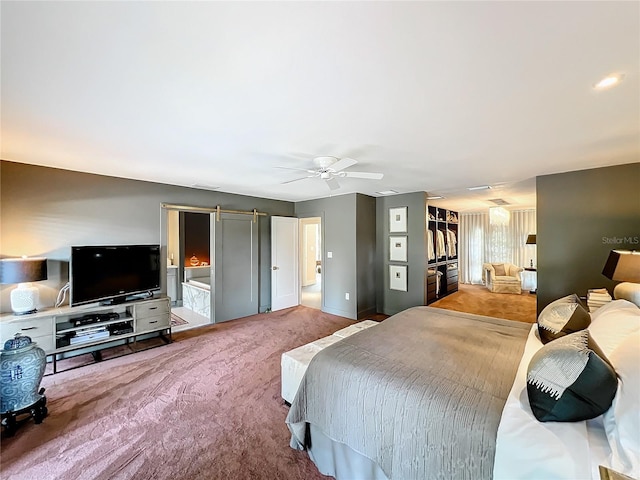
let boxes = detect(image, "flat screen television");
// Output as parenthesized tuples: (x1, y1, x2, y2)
(70, 244, 161, 306)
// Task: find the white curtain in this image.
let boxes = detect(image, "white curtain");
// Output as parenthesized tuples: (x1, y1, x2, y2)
(459, 212, 491, 285)
(459, 209, 537, 290)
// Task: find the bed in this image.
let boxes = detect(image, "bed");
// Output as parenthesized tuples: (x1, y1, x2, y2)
(286, 301, 640, 480)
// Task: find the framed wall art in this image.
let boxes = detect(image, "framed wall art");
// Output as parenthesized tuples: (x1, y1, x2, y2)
(389, 206, 407, 233)
(389, 265, 407, 291)
(389, 236, 407, 262)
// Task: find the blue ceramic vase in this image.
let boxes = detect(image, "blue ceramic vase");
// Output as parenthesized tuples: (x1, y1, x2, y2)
(0, 333, 46, 414)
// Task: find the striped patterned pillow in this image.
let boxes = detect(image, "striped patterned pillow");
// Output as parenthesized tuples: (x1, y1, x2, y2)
(527, 329, 617, 422)
(537, 294, 591, 344)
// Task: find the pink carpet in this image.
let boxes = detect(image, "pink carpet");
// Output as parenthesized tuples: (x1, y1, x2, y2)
(1, 306, 355, 480)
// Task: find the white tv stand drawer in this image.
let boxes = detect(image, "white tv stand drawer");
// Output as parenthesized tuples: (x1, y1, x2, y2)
(0, 316, 54, 345)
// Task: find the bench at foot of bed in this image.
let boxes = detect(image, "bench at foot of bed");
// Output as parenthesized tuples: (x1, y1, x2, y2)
(281, 320, 378, 405)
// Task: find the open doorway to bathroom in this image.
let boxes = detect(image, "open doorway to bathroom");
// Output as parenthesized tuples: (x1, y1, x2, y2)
(166, 209, 212, 332)
(300, 217, 322, 310)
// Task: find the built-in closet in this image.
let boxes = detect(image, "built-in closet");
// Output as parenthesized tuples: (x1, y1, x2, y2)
(426, 206, 458, 304)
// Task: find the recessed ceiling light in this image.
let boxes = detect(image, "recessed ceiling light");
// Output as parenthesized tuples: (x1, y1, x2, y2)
(594, 73, 625, 90)
(427, 195, 444, 200)
(376, 190, 398, 195)
(467, 185, 492, 191)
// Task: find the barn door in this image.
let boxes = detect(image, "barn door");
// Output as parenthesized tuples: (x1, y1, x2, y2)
(213, 213, 259, 322)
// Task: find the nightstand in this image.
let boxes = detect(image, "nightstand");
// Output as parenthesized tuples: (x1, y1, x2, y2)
(524, 267, 537, 294)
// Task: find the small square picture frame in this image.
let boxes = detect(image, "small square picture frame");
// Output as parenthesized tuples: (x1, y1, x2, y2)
(389, 265, 408, 291)
(389, 236, 407, 262)
(389, 206, 407, 233)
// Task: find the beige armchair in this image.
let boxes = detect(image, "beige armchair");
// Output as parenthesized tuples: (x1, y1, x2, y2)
(482, 263, 523, 294)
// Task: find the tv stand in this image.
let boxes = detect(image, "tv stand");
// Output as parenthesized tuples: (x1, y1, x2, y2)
(0, 296, 171, 374)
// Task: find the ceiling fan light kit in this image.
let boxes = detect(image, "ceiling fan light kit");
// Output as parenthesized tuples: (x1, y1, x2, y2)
(314, 156, 341, 168)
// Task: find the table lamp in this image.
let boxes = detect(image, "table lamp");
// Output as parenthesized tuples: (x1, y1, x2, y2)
(0, 257, 48, 315)
(526, 234, 536, 268)
(602, 250, 640, 306)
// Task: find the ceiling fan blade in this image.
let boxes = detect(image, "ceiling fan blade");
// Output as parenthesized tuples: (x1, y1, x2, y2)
(325, 177, 340, 190)
(330, 157, 358, 172)
(281, 176, 312, 185)
(275, 166, 316, 174)
(342, 171, 384, 180)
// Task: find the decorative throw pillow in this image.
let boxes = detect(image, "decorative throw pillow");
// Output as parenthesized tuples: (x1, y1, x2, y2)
(537, 294, 591, 344)
(527, 330, 617, 422)
(492, 263, 506, 276)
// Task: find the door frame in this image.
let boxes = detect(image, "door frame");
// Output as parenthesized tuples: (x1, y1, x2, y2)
(297, 213, 324, 311)
(299, 216, 323, 309)
(160, 204, 215, 324)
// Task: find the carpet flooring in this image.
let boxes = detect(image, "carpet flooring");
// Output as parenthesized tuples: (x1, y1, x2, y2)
(1, 307, 353, 480)
(431, 283, 537, 323)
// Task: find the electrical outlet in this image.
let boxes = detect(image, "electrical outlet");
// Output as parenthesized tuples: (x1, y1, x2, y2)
(345, 292, 349, 300)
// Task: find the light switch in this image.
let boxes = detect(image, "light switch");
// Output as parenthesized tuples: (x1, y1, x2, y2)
(327, 252, 333, 258)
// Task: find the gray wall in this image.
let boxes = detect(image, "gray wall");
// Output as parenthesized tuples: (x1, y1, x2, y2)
(376, 192, 427, 316)
(0, 161, 294, 313)
(356, 194, 377, 318)
(536, 163, 640, 313)
(295, 194, 358, 319)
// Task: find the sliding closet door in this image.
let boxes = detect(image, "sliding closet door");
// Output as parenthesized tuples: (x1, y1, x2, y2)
(213, 213, 259, 322)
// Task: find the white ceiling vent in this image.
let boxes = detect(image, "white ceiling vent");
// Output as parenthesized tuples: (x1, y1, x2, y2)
(488, 198, 510, 206)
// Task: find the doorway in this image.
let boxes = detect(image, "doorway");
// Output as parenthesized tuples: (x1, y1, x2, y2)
(166, 209, 213, 331)
(300, 217, 322, 310)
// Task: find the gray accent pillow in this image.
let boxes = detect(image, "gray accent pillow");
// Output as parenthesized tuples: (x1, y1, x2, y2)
(537, 294, 590, 344)
(527, 330, 617, 422)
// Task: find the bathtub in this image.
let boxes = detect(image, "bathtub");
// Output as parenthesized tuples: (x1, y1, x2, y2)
(182, 267, 211, 318)
(186, 276, 210, 290)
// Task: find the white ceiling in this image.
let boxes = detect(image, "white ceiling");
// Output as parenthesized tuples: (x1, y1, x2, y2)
(2, 1, 638, 211)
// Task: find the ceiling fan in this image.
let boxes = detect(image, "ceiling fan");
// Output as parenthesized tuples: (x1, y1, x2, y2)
(279, 156, 384, 191)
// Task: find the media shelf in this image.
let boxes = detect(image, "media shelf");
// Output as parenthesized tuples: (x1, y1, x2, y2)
(56, 316, 133, 335)
(0, 296, 171, 374)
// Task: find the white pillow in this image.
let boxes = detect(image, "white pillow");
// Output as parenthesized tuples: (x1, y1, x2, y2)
(588, 300, 640, 357)
(590, 299, 638, 323)
(603, 331, 640, 476)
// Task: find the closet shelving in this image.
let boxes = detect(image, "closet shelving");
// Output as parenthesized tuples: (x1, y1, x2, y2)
(426, 205, 458, 304)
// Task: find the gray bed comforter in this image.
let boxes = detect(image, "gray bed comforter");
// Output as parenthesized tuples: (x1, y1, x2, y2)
(286, 306, 530, 480)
